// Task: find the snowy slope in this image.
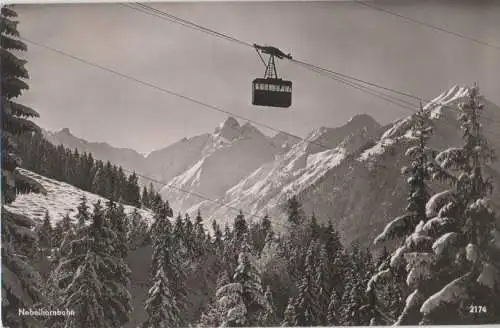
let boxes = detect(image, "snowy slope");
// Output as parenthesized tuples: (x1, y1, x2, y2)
(160, 117, 282, 212)
(5, 168, 154, 227)
(145, 133, 211, 183)
(295, 85, 500, 246)
(189, 114, 382, 228)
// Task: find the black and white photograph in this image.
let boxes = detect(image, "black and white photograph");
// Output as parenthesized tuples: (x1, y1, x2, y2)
(2, 1, 500, 327)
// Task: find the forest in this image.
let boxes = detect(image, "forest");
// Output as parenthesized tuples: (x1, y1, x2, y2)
(2, 4, 500, 328)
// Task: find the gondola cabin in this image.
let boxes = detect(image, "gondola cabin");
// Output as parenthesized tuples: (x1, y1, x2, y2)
(252, 78, 292, 108)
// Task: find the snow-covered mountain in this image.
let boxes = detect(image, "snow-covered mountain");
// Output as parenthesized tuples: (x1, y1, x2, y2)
(196, 113, 383, 228)
(179, 86, 500, 247)
(291, 86, 500, 246)
(159, 117, 284, 212)
(41, 86, 500, 248)
(5, 168, 154, 227)
(145, 133, 212, 183)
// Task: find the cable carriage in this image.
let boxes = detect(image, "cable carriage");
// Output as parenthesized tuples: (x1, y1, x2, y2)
(252, 44, 292, 108)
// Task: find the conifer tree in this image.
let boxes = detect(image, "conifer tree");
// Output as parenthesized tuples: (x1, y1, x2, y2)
(315, 244, 331, 325)
(144, 261, 180, 328)
(234, 210, 248, 239)
(285, 195, 303, 226)
(309, 212, 320, 239)
(340, 268, 365, 326)
(148, 204, 187, 327)
(106, 200, 128, 258)
(259, 285, 277, 326)
(216, 280, 247, 327)
(211, 219, 224, 256)
(75, 195, 90, 228)
(61, 212, 73, 233)
(232, 238, 271, 326)
(370, 107, 435, 325)
(56, 200, 133, 328)
(127, 209, 149, 250)
(327, 290, 341, 325)
(1, 6, 45, 326)
(281, 297, 298, 326)
(52, 220, 64, 249)
(141, 185, 150, 208)
(418, 85, 500, 324)
(293, 242, 321, 326)
(198, 271, 227, 327)
(38, 210, 53, 252)
(126, 171, 141, 206)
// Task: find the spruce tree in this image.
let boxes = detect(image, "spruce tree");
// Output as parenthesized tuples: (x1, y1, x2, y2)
(234, 210, 248, 239)
(56, 200, 133, 328)
(141, 185, 150, 208)
(1, 6, 45, 326)
(75, 195, 90, 228)
(285, 195, 303, 226)
(293, 242, 321, 326)
(259, 285, 277, 326)
(233, 239, 271, 326)
(126, 171, 141, 206)
(370, 107, 434, 325)
(127, 209, 149, 250)
(309, 212, 320, 239)
(106, 200, 128, 258)
(216, 281, 247, 327)
(315, 244, 331, 325)
(38, 210, 53, 252)
(143, 263, 180, 328)
(281, 297, 298, 326)
(211, 219, 224, 256)
(198, 270, 230, 327)
(327, 290, 341, 325)
(418, 85, 499, 324)
(148, 204, 187, 327)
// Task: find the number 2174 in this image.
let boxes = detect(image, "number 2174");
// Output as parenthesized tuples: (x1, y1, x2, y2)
(469, 305, 487, 313)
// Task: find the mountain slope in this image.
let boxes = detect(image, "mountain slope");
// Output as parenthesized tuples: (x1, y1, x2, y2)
(5, 168, 154, 226)
(160, 117, 283, 212)
(186, 86, 499, 248)
(44, 128, 148, 173)
(145, 133, 212, 183)
(295, 85, 500, 246)
(194, 114, 382, 227)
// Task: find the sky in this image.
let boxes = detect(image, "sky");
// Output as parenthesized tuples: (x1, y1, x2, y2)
(14, 1, 500, 154)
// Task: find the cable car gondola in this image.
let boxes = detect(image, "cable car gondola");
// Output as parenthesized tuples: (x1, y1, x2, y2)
(252, 44, 293, 108)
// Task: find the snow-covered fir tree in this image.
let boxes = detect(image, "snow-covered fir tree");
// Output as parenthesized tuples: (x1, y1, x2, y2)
(418, 85, 500, 324)
(281, 297, 298, 326)
(212, 219, 224, 256)
(198, 270, 231, 327)
(203, 236, 270, 327)
(293, 242, 321, 326)
(285, 195, 304, 226)
(75, 195, 90, 228)
(106, 200, 128, 258)
(56, 200, 133, 328)
(127, 208, 149, 250)
(327, 289, 341, 325)
(144, 202, 183, 328)
(370, 107, 435, 325)
(38, 209, 53, 253)
(143, 265, 181, 328)
(258, 285, 277, 326)
(1, 5, 46, 326)
(340, 246, 373, 326)
(232, 237, 271, 326)
(315, 244, 332, 325)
